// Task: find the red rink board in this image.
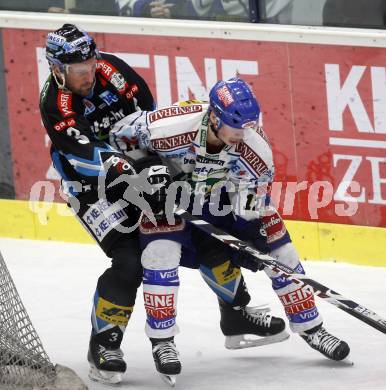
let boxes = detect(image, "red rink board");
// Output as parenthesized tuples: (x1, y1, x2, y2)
(1, 28, 385, 227)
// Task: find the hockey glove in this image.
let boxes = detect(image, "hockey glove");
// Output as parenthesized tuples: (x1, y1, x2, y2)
(230, 247, 266, 272)
(142, 165, 172, 215)
(109, 122, 139, 154)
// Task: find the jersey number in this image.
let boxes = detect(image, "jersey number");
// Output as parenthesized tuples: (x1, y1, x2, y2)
(67, 127, 90, 144)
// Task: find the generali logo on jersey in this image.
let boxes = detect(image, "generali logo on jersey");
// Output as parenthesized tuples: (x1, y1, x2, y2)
(148, 105, 203, 123)
(151, 131, 197, 151)
(57, 91, 75, 117)
(236, 143, 269, 176)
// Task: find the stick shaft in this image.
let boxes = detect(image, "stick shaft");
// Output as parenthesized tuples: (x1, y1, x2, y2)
(176, 208, 386, 335)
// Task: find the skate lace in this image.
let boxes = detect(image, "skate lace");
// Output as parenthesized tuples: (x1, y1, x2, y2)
(307, 328, 341, 356)
(242, 306, 272, 328)
(153, 342, 179, 364)
(98, 345, 123, 362)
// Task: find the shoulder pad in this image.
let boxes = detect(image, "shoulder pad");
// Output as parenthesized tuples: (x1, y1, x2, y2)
(235, 128, 273, 178)
(148, 104, 208, 124)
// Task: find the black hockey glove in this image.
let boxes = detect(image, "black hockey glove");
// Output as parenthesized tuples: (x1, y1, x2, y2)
(230, 248, 266, 272)
(193, 226, 265, 272)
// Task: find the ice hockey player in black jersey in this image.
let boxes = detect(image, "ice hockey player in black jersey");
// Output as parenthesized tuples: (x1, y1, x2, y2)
(40, 23, 156, 385)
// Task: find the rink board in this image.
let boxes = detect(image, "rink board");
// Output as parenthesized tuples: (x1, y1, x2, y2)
(0, 12, 385, 229)
(0, 12, 385, 267)
(0, 199, 385, 267)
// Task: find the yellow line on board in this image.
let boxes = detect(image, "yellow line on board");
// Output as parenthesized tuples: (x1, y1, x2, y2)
(0, 199, 93, 243)
(0, 199, 385, 267)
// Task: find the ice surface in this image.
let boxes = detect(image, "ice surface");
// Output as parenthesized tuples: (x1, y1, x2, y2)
(0, 238, 385, 390)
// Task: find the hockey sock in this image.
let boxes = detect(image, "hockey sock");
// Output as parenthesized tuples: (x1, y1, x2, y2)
(142, 239, 181, 339)
(199, 261, 250, 306)
(91, 290, 132, 344)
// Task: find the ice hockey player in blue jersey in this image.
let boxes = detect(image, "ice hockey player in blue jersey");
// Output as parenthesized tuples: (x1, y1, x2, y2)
(111, 77, 351, 367)
(136, 159, 282, 385)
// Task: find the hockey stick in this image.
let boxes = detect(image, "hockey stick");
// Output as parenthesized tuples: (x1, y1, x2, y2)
(175, 208, 386, 335)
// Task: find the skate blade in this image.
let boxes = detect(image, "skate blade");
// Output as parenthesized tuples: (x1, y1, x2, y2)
(225, 330, 290, 350)
(159, 373, 177, 387)
(342, 357, 354, 366)
(89, 365, 123, 385)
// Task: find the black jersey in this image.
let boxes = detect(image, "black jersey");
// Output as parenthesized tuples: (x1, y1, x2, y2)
(39, 52, 155, 195)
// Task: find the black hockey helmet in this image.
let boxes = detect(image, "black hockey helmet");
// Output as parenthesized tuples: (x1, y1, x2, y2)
(45, 24, 98, 69)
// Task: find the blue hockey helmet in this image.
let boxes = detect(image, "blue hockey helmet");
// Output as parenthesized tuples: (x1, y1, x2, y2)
(209, 78, 260, 130)
(45, 24, 98, 69)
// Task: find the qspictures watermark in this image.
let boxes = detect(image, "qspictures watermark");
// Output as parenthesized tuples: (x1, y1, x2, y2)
(29, 174, 362, 232)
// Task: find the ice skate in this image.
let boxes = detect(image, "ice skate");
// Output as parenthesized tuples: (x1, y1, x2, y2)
(87, 337, 126, 385)
(151, 338, 181, 387)
(220, 301, 289, 349)
(301, 326, 350, 361)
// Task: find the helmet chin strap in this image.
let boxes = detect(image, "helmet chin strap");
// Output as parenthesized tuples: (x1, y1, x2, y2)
(208, 111, 223, 139)
(208, 121, 225, 148)
(210, 123, 222, 140)
(209, 122, 218, 134)
(52, 68, 66, 90)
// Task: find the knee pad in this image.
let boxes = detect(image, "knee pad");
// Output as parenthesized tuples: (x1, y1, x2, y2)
(97, 266, 142, 308)
(98, 238, 143, 306)
(109, 237, 143, 287)
(267, 242, 305, 290)
(142, 240, 180, 288)
(142, 239, 181, 270)
(270, 242, 301, 270)
(196, 238, 232, 268)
